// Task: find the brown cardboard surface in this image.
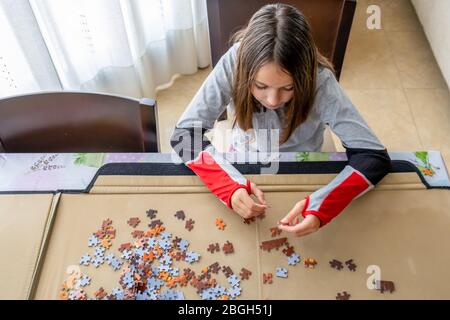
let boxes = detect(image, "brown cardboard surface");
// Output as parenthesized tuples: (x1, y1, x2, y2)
(29, 172, 450, 299)
(0, 194, 56, 299)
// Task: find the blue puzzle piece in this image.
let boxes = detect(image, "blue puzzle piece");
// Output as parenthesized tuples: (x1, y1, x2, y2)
(121, 249, 133, 260)
(185, 251, 200, 264)
(178, 239, 189, 251)
(110, 258, 122, 271)
(227, 275, 240, 287)
(79, 254, 91, 266)
(92, 256, 104, 268)
(104, 253, 115, 265)
(95, 247, 105, 257)
(160, 231, 172, 240)
(227, 286, 241, 299)
(111, 287, 124, 300)
(288, 253, 300, 266)
(276, 267, 288, 278)
(77, 275, 91, 287)
(88, 235, 99, 247)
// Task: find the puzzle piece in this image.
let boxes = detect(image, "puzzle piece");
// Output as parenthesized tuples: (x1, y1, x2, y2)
(127, 217, 141, 228)
(174, 210, 185, 220)
(304, 258, 317, 269)
(92, 256, 104, 268)
(222, 241, 234, 254)
(95, 246, 105, 257)
(100, 238, 112, 249)
(227, 286, 241, 299)
(243, 217, 255, 224)
(275, 267, 288, 278)
(88, 235, 99, 247)
(215, 218, 226, 230)
(185, 219, 195, 231)
(77, 275, 91, 287)
(146, 209, 157, 219)
(207, 243, 220, 254)
(225, 275, 239, 288)
(270, 227, 282, 237)
(288, 253, 300, 266)
(148, 219, 163, 228)
(329, 259, 344, 270)
(282, 244, 295, 257)
(185, 251, 200, 264)
(111, 258, 122, 271)
(374, 280, 395, 294)
(102, 219, 113, 228)
(178, 239, 189, 251)
(222, 266, 234, 278)
(263, 273, 273, 284)
(118, 243, 132, 252)
(260, 237, 288, 252)
(79, 254, 91, 266)
(345, 259, 357, 272)
(209, 262, 221, 274)
(239, 268, 252, 280)
(336, 291, 351, 300)
(104, 253, 115, 265)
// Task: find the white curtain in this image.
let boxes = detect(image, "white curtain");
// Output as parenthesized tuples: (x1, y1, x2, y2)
(0, 0, 210, 99)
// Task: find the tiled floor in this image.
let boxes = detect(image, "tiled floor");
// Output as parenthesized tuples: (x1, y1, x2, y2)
(156, 0, 450, 165)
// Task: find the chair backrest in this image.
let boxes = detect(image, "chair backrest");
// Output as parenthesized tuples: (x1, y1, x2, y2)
(206, 0, 356, 80)
(0, 92, 160, 153)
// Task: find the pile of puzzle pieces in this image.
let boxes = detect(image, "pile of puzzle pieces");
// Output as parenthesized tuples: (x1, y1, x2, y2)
(59, 210, 251, 300)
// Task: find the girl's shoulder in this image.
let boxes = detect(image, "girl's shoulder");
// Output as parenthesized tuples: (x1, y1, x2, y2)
(316, 65, 335, 87)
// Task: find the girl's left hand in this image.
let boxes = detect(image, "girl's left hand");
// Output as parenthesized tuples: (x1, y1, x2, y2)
(277, 199, 321, 237)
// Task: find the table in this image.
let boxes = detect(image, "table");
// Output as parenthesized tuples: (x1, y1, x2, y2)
(1, 152, 449, 300)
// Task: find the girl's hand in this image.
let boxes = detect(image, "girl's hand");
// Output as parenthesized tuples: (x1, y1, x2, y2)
(277, 200, 321, 237)
(231, 182, 267, 219)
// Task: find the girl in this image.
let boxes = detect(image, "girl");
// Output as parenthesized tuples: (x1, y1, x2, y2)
(170, 3, 391, 237)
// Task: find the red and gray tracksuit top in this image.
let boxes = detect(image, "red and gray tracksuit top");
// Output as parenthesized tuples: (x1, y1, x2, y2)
(170, 42, 391, 227)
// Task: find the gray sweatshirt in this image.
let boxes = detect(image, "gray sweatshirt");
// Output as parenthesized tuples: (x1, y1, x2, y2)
(170, 41, 391, 227)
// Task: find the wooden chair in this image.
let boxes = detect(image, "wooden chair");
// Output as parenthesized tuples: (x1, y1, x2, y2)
(0, 92, 160, 153)
(207, 0, 357, 120)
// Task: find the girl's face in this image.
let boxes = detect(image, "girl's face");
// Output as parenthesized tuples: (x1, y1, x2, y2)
(251, 61, 294, 110)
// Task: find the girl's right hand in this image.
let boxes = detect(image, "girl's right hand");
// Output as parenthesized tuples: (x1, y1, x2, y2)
(230, 182, 268, 219)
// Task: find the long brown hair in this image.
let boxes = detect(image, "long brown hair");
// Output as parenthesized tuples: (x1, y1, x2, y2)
(231, 3, 334, 144)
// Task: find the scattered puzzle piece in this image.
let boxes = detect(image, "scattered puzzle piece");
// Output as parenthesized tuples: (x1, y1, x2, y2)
(222, 266, 234, 278)
(275, 267, 288, 278)
(215, 218, 226, 230)
(243, 217, 255, 225)
(329, 259, 344, 270)
(345, 259, 357, 272)
(304, 258, 317, 269)
(131, 230, 145, 239)
(222, 241, 234, 254)
(174, 210, 185, 221)
(87, 235, 99, 247)
(209, 262, 220, 274)
(148, 219, 163, 228)
(260, 237, 288, 252)
(79, 254, 91, 266)
(374, 280, 395, 294)
(207, 243, 220, 254)
(282, 244, 295, 257)
(239, 268, 252, 280)
(288, 253, 300, 266)
(263, 273, 273, 284)
(185, 219, 195, 231)
(127, 217, 141, 228)
(146, 209, 157, 219)
(336, 291, 351, 300)
(270, 227, 282, 237)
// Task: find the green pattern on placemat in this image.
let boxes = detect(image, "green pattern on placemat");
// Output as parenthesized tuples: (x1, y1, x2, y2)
(74, 153, 106, 168)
